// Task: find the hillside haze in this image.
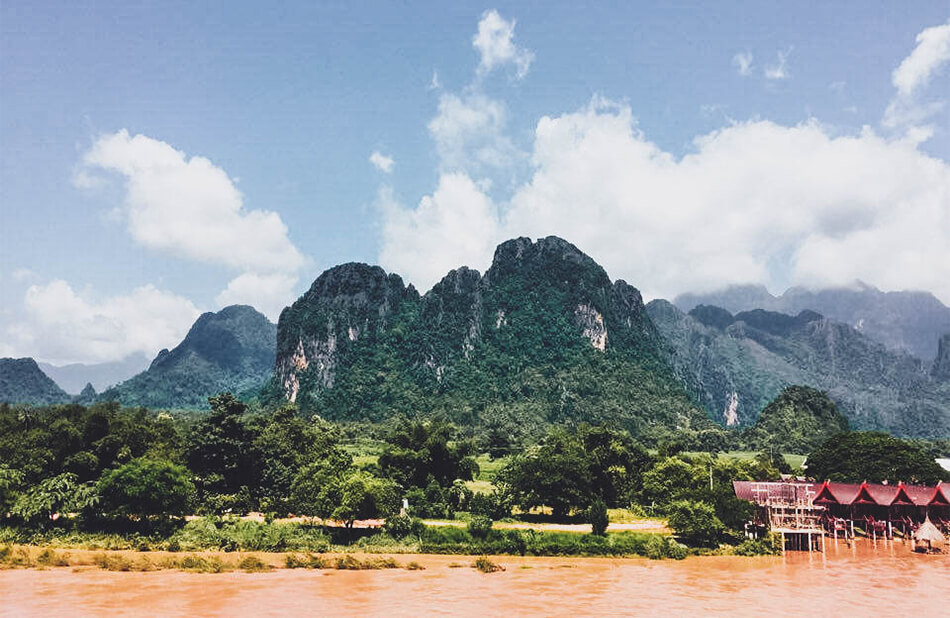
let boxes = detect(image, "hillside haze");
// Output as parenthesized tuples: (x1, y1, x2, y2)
(271, 236, 711, 439)
(675, 283, 950, 361)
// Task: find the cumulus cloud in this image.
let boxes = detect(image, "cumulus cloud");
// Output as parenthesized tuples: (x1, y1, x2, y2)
(764, 48, 791, 80)
(378, 176, 500, 290)
(428, 92, 521, 172)
(215, 272, 297, 320)
(369, 150, 395, 173)
(732, 52, 753, 76)
(5, 280, 200, 365)
(884, 21, 950, 137)
(77, 130, 305, 274)
(892, 21, 950, 97)
(473, 9, 534, 80)
(381, 98, 950, 304)
(75, 130, 305, 320)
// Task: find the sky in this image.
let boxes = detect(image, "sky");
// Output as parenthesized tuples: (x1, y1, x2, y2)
(1, 2, 949, 366)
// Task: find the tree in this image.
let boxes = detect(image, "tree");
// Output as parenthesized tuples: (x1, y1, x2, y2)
(499, 427, 593, 519)
(667, 499, 724, 546)
(806, 431, 949, 484)
(293, 466, 398, 527)
(187, 393, 256, 503)
(96, 458, 194, 521)
(11, 473, 84, 525)
(0, 464, 24, 516)
(378, 417, 478, 489)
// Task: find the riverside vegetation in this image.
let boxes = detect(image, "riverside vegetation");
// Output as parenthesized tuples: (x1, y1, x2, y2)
(1, 388, 946, 569)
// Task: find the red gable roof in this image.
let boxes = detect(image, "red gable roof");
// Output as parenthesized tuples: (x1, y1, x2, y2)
(889, 483, 916, 506)
(929, 482, 950, 507)
(812, 482, 862, 505)
(739, 480, 944, 506)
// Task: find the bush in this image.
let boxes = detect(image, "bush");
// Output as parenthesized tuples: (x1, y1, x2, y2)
(588, 499, 608, 536)
(473, 556, 504, 573)
(467, 515, 493, 539)
(732, 532, 783, 556)
(383, 513, 425, 539)
(468, 490, 512, 520)
(667, 499, 724, 547)
(169, 517, 330, 552)
(238, 555, 272, 572)
(96, 458, 194, 522)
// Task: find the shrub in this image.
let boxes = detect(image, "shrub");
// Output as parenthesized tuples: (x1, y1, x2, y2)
(238, 555, 272, 572)
(467, 515, 493, 539)
(667, 499, 724, 547)
(383, 513, 424, 539)
(732, 532, 783, 556)
(285, 553, 329, 569)
(96, 458, 194, 521)
(588, 499, 608, 536)
(473, 556, 504, 573)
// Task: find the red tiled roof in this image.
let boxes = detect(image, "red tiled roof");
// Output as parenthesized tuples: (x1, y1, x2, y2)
(737, 480, 944, 506)
(899, 483, 936, 507)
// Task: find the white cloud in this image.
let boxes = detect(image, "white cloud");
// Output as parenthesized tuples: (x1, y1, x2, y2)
(215, 272, 297, 321)
(884, 21, 950, 138)
(77, 130, 305, 274)
(429, 70, 441, 91)
(75, 130, 305, 320)
(5, 280, 201, 365)
(473, 9, 534, 80)
(381, 98, 950, 305)
(369, 151, 395, 173)
(732, 52, 753, 76)
(764, 48, 791, 80)
(11, 268, 36, 282)
(379, 176, 501, 291)
(892, 21, 950, 97)
(428, 92, 521, 172)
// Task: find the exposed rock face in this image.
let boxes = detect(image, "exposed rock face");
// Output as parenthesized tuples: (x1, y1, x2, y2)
(724, 391, 739, 426)
(933, 334, 950, 381)
(575, 304, 607, 351)
(275, 263, 416, 401)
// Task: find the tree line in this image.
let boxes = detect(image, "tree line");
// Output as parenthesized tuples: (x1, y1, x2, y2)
(1, 391, 946, 548)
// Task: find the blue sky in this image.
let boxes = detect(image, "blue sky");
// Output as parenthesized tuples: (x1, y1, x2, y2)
(1, 2, 949, 364)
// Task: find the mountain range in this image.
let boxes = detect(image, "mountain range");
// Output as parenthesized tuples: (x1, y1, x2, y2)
(646, 301, 950, 438)
(675, 283, 950, 361)
(3, 236, 948, 441)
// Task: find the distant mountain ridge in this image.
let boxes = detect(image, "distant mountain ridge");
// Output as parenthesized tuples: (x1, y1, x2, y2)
(38, 353, 151, 394)
(100, 305, 277, 409)
(674, 282, 950, 361)
(647, 300, 950, 438)
(0, 357, 70, 405)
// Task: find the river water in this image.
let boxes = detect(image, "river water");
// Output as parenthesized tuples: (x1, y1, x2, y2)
(2, 541, 947, 617)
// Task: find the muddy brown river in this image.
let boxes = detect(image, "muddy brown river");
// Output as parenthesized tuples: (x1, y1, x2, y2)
(2, 540, 947, 616)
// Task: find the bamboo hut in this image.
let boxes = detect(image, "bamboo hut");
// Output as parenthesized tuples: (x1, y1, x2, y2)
(912, 517, 945, 554)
